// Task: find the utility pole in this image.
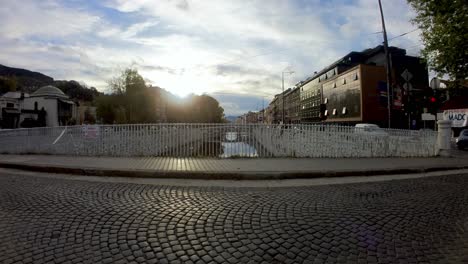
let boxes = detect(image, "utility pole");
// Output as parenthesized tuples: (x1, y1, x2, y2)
(281, 71, 294, 124)
(378, 0, 392, 128)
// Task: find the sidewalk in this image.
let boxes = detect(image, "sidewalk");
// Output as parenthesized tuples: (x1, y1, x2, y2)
(0, 154, 467, 180)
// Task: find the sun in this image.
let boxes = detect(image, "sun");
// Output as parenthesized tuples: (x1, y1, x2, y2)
(146, 71, 212, 98)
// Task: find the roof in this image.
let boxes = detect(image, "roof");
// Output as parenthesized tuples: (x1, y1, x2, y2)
(2, 108, 20, 114)
(31, 85, 68, 98)
(298, 45, 408, 87)
(2, 91, 29, 98)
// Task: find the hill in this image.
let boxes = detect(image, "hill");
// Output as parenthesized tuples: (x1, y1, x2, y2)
(224, 115, 238, 122)
(0, 64, 101, 101)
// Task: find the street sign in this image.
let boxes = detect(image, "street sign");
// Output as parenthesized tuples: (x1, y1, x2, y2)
(403, 83, 413, 91)
(401, 69, 413, 82)
(443, 109, 468, 127)
(82, 125, 100, 139)
(421, 113, 436, 121)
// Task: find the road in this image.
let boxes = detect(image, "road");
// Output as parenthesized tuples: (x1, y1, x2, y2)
(1, 171, 468, 263)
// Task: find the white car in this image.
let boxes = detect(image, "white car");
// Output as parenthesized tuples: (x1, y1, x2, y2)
(354, 123, 388, 136)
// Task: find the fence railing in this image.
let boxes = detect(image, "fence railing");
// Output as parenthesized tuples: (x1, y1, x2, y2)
(0, 124, 438, 158)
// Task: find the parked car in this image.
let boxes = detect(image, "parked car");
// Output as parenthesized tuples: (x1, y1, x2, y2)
(456, 129, 468, 150)
(354, 123, 388, 136)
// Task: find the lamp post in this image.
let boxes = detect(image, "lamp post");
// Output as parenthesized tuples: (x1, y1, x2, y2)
(282, 71, 294, 124)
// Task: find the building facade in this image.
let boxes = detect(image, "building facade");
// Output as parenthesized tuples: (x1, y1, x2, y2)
(297, 45, 430, 128)
(0, 85, 78, 128)
(284, 87, 300, 123)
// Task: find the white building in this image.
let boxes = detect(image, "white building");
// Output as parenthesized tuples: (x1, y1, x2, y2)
(0, 94, 21, 128)
(22, 86, 77, 127)
(1, 86, 78, 128)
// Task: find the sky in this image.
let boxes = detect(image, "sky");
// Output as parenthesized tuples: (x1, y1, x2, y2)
(0, 0, 423, 116)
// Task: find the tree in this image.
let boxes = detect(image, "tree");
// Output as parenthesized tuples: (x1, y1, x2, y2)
(54, 80, 101, 102)
(408, 0, 468, 81)
(84, 108, 96, 124)
(0, 76, 17, 94)
(97, 67, 226, 124)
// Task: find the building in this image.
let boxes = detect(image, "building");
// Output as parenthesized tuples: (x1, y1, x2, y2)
(298, 45, 430, 128)
(0, 93, 21, 128)
(22, 85, 77, 127)
(264, 104, 275, 124)
(284, 87, 300, 123)
(0, 85, 78, 128)
(259, 109, 265, 123)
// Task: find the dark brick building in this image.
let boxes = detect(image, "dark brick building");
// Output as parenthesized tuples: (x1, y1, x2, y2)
(298, 45, 430, 128)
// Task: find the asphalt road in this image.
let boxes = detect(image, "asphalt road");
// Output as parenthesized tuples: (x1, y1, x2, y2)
(1, 172, 468, 264)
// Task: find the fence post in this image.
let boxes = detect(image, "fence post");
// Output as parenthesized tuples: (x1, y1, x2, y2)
(437, 120, 452, 157)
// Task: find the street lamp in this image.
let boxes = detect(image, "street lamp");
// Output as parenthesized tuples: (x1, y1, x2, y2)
(282, 71, 294, 124)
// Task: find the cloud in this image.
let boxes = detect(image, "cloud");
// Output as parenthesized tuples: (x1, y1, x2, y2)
(0, 0, 100, 39)
(0, 0, 422, 115)
(211, 93, 270, 116)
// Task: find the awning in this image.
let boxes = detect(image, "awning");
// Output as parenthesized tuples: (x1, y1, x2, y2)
(2, 108, 20, 115)
(58, 99, 74, 105)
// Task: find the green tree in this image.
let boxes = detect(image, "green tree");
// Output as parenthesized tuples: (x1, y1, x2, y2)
(97, 67, 225, 124)
(0, 76, 17, 94)
(84, 108, 96, 124)
(408, 0, 468, 81)
(96, 95, 117, 124)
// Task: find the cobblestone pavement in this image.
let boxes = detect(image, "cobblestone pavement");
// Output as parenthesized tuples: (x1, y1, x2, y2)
(1, 173, 468, 264)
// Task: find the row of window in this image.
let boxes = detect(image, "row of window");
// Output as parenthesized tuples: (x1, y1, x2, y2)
(323, 72, 359, 90)
(301, 109, 321, 119)
(324, 107, 348, 116)
(300, 72, 359, 101)
(301, 89, 321, 100)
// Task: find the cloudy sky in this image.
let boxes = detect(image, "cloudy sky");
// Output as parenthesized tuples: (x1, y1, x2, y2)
(0, 0, 422, 116)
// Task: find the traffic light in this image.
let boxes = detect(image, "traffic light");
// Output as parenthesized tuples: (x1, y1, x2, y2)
(427, 95, 440, 114)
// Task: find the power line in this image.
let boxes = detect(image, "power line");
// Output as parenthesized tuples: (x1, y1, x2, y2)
(388, 28, 419, 41)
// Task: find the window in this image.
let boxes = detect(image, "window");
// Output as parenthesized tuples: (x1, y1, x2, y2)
(324, 98, 328, 104)
(324, 110, 328, 116)
(342, 107, 347, 115)
(6, 103, 14, 108)
(34, 102, 38, 110)
(332, 109, 337, 115)
(333, 82, 337, 88)
(342, 78, 346, 85)
(353, 73, 359, 81)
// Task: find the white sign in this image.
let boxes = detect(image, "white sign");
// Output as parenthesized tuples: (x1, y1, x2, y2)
(82, 125, 100, 139)
(401, 69, 413, 82)
(403, 83, 413, 91)
(421, 113, 436, 121)
(443, 109, 468, 127)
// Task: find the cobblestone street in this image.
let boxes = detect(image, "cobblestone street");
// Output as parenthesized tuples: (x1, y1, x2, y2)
(1, 172, 468, 264)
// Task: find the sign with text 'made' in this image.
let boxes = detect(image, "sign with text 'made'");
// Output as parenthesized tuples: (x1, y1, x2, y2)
(443, 109, 468, 127)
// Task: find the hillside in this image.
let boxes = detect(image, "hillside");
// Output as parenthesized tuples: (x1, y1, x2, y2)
(0, 64, 101, 101)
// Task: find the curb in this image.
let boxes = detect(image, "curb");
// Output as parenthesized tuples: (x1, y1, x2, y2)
(1, 161, 468, 180)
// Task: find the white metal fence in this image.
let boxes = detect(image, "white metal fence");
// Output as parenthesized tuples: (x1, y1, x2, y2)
(0, 124, 438, 158)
